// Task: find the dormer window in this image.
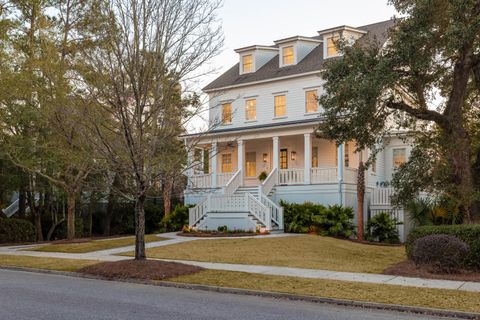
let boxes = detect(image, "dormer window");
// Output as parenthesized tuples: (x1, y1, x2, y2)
(326, 35, 340, 57)
(282, 46, 294, 66)
(242, 54, 253, 73)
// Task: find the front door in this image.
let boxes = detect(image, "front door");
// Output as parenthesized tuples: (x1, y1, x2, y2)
(280, 149, 288, 169)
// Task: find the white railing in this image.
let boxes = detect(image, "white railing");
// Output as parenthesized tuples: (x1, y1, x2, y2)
(190, 174, 212, 188)
(372, 187, 395, 205)
(260, 195, 283, 229)
(279, 168, 304, 185)
(260, 168, 278, 196)
(344, 168, 358, 184)
(246, 193, 270, 230)
(189, 197, 208, 226)
(311, 167, 337, 184)
(223, 170, 241, 195)
(209, 194, 245, 212)
(2, 199, 19, 218)
(217, 173, 234, 187)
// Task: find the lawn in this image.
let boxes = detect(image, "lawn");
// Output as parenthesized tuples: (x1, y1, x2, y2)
(0, 255, 97, 272)
(128, 235, 405, 273)
(28, 234, 166, 253)
(170, 270, 480, 313)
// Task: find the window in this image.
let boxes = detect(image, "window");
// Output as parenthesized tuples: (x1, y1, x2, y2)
(282, 46, 294, 65)
(274, 95, 286, 117)
(312, 146, 318, 168)
(344, 143, 350, 168)
(222, 103, 232, 124)
(393, 148, 406, 168)
(280, 149, 288, 169)
(194, 148, 203, 174)
(221, 153, 232, 173)
(246, 152, 256, 177)
(327, 35, 340, 57)
(203, 149, 209, 174)
(242, 54, 253, 73)
(245, 99, 256, 121)
(305, 90, 318, 113)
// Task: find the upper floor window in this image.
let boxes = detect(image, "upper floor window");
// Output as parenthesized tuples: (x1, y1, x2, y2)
(222, 103, 232, 124)
(282, 46, 294, 65)
(305, 90, 318, 113)
(242, 54, 253, 73)
(327, 35, 340, 57)
(274, 95, 286, 117)
(393, 148, 406, 168)
(245, 99, 256, 121)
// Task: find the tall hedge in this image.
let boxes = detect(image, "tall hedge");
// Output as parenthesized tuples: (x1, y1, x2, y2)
(0, 217, 36, 243)
(406, 224, 480, 270)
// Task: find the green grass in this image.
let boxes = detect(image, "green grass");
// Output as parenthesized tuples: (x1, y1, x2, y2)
(125, 235, 405, 273)
(0, 255, 97, 272)
(171, 269, 480, 313)
(28, 234, 166, 253)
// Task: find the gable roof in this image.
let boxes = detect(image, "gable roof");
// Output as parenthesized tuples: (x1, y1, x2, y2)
(203, 19, 396, 92)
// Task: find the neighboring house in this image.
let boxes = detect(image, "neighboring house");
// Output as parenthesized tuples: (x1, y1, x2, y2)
(183, 20, 413, 238)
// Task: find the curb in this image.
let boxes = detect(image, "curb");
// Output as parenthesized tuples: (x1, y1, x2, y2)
(1, 266, 479, 320)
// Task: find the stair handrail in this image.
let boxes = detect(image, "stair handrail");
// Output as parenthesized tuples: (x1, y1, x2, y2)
(223, 170, 242, 195)
(260, 195, 283, 229)
(245, 193, 271, 230)
(259, 168, 278, 197)
(2, 199, 19, 217)
(189, 196, 209, 227)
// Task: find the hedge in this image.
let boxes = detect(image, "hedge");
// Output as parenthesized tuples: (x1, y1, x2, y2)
(0, 217, 36, 243)
(406, 224, 480, 270)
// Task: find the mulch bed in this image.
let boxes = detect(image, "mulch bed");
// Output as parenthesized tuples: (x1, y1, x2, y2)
(384, 260, 480, 282)
(177, 232, 269, 238)
(78, 260, 204, 280)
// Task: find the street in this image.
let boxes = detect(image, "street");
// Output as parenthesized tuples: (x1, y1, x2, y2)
(0, 269, 443, 320)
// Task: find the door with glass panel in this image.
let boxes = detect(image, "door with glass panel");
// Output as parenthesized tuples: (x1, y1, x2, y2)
(245, 152, 256, 178)
(280, 149, 288, 169)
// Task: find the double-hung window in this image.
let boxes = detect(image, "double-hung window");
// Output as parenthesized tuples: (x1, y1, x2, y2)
(282, 46, 294, 65)
(242, 54, 253, 73)
(305, 90, 318, 113)
(274, 95, 286, 117)
(327, 35, 340, 57)
(222, 103, 232, 124)
(245, 99, 256, 121)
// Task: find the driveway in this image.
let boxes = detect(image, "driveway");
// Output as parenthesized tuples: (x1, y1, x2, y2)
(0, 269, 443, 320)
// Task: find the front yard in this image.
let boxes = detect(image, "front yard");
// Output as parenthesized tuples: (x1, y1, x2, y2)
(124, 235, 406, 274)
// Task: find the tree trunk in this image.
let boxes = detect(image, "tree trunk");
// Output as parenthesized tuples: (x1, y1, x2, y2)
(162, 178, 173, 228)
(134, 194, 146, 260)
(87, 192, 96, 237)
(357, 159, 366, 241)
(66, 191, 76, 240)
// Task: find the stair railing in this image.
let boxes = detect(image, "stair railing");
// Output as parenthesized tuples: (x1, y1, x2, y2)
(245, 193, 271, 230)
(223, 170, 242, 195)
(260, 195, 283, 230)
(189, 196, 209, 227)
(258, 168, 277, 198)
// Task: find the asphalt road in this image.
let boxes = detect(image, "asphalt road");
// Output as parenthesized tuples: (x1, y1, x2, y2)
(0, 269, 444, 320)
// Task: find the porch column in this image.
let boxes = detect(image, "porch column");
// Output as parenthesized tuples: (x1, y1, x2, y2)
(304, 133, 311, 184)
(237, 140, 244, 185)
(272, 136, 279, 170)
(211, 142, 218, 188)
(187, 147, 194, 188)
(337, 143, 345, 206)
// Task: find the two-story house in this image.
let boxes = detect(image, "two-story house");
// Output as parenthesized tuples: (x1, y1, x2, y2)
(183, 19, 413, 235)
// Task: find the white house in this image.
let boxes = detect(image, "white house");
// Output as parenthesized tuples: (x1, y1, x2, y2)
(183, 20, 413, 236)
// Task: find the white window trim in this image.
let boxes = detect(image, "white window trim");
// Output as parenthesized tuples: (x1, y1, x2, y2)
(323, 34, 342, 59)
(279, 45, 297, 67)
(240, 53, 255, 75)
(274, 94, 287, 118)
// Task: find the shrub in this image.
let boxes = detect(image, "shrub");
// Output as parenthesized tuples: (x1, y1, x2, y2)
(406, 224, 480, 270)
(366, 212, 402, 244)
(55, 218, 84, 240)
(281, 201, 326, 233)
(315, 205, 355, 238)
(412, 235, 469, 273)
(258, 171, 268, 181)
(161, 205, 190, 232)
(217, 225, 228, 232)
(0, 217, 36, 243)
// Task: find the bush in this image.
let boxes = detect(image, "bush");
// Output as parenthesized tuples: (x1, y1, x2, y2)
(161, 205, 190, 232)
(281, 201, 354, 238)
(412, 235, 469, 273)
(0, 217, 36, 243)
(55, 218, 84, 240)
(366, 212, 402, 244)
(406, 224, 480, 270)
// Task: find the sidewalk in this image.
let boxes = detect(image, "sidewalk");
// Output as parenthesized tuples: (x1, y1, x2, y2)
(1, 232, 479, 293)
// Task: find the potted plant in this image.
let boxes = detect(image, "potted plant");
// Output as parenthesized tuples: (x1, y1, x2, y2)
(258, 171, 268, 182)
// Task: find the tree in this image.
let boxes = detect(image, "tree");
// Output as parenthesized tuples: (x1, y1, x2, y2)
(82, 0, 223, 260)
(318, 0, 480, 222)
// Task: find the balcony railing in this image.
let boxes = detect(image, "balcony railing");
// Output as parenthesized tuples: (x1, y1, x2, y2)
(279, 168, 304, 185)
(311, 167, 337, 184)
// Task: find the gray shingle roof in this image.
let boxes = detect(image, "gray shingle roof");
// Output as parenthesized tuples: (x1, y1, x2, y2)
(203, 19, 396, 92)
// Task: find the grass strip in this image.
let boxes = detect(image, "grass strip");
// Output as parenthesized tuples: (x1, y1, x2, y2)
(0, 255, 97, 272)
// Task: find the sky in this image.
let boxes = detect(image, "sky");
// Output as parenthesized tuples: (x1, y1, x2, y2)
(189, 0, 398, 131)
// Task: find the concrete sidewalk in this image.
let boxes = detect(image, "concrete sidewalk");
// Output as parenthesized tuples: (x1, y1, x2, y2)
(1, 232, 479, 293)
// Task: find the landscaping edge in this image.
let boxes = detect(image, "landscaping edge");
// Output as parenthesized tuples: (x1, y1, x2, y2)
(1, 265, 479, 320)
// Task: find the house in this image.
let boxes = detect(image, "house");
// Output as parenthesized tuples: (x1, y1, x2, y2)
(183, 20, 413, 237)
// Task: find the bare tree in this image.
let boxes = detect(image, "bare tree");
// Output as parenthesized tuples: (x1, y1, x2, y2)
(83, 0, 223, 260)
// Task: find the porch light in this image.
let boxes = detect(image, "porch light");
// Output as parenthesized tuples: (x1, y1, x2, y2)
(263, 153, 268, 163)
(291, 151, 297, 161)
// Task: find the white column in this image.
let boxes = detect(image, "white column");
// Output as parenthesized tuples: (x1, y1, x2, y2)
(187, 148, 194, 188)
(304, 133, 311, 185)
(272, 137, 279, 171)
(211, 142, 217, 188)
(337, 143, 345, 205)
(237, 140, 244, 186)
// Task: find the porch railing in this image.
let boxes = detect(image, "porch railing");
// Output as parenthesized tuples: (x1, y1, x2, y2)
(217, 173, 234, 187)
(279, 168, 304, 185)
(372, 187, 395, 205)
(311, 167, 337, 184)
(191, 174, 212, 188)
(223, 170, 241, 195)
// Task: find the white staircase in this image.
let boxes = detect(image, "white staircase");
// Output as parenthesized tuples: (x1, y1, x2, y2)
(189, 169, 283, 231)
